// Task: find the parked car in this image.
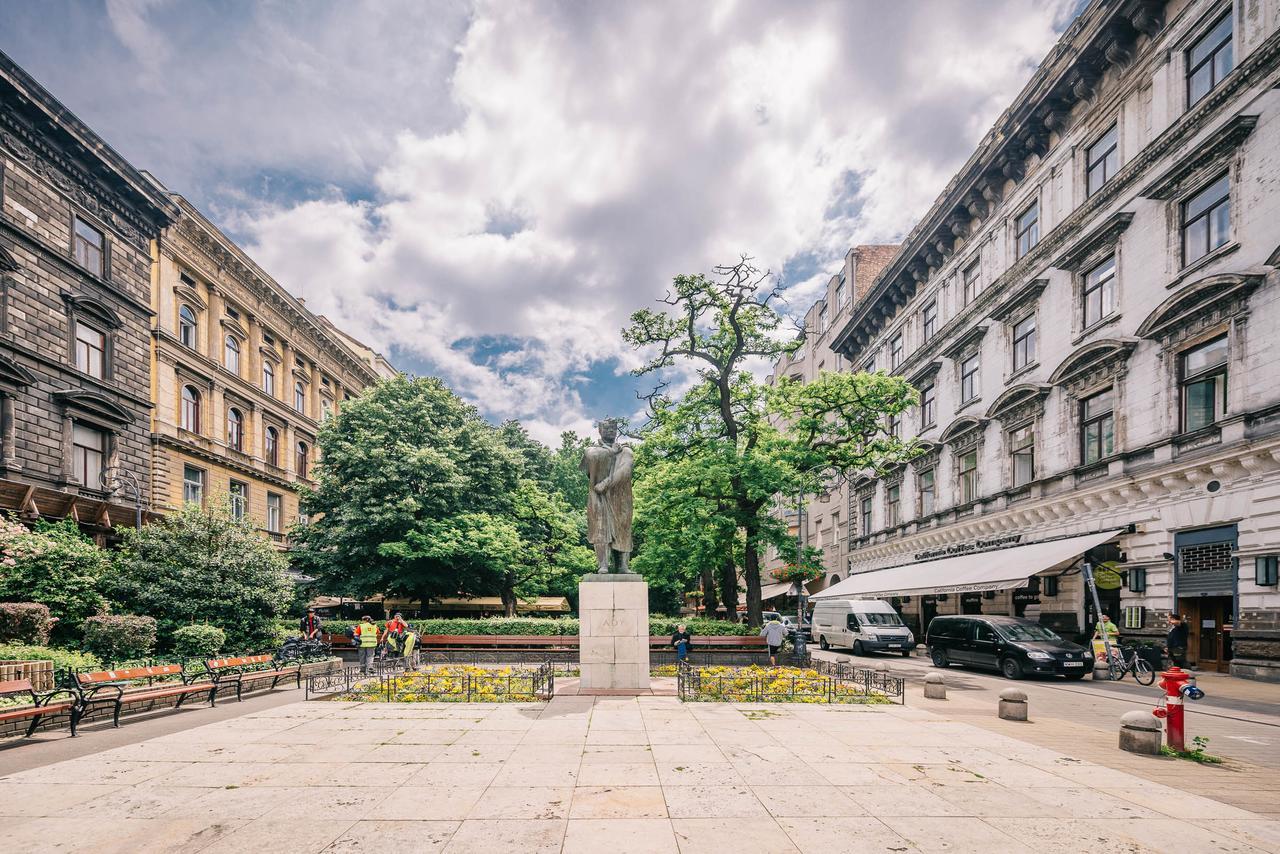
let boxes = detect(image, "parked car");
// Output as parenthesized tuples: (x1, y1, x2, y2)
(926, 615, 1093, 680)
(811, 598, 914, 656)
(781, 614, 811, 640)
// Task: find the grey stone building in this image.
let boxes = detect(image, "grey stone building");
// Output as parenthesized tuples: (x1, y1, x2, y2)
(0, 50, 176, 534)
(812, 0, 1280, 680)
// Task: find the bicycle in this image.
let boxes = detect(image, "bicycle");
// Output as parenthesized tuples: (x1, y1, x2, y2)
(1106, 646, 1155, 685)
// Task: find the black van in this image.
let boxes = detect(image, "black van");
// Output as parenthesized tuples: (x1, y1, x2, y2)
(925, 615, 1093, 680)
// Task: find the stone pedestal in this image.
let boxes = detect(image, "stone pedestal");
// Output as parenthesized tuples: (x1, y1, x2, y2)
(579, 574, 650, 691)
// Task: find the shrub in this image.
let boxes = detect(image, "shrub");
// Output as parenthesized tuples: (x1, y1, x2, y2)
(172, 624, 226, 659)
(0, 643, 101, 673)
(0, 603, 53, 645)
(649, 617, 754, 636)
(82, 615, 157, 663)
(309, 616, 753, 637)
(0, 516, 108, 637)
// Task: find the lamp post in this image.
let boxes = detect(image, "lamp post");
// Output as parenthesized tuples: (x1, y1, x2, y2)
(792, 488, 808, 659)
(100, 466, 144, 530)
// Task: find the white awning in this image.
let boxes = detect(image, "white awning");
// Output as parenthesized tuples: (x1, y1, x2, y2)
(812, 529, 1126, 600)
(760, 581, 796, 600)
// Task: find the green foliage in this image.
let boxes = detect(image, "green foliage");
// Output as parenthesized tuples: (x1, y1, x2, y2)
(0, 603, 53, 645)
(82, 615, 157, 662)
(1161, 735, 1222, 764)
(648, 617, 753, 636)
(0, 643, 101, 673)
(0, 516, 109, 636)
(106, 503, 293, 653)
(172, 624, 226, 658)
(313, 617, 753, 637)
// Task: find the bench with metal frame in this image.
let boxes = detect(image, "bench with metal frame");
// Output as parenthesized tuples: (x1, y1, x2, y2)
(0, 678, 78, 737)
(205, 654, 301, 701)
(72, 664, 218, 729)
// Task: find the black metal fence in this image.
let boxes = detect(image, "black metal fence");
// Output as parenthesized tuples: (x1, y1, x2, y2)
(377, 662, 554, 702)
(676, 661, 904, 704)
(415, 648, 809, 670)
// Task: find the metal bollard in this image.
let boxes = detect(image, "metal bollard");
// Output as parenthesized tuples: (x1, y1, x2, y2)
(923, 672, 946, 700)
(1118, 710, 1161, 755)
(998, 687, 1028, 721)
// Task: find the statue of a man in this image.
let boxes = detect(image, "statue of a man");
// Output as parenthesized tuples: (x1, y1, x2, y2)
(582, 418, 633, 573)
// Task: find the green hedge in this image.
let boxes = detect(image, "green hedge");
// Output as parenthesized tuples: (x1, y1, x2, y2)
(0, 643, 101, 673)
(313, 616, 754, 637)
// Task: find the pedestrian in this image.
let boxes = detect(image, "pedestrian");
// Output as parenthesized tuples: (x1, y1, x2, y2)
(1165, 613, 1189, 668)
(671, 623, 692, 663)
(299, 608, 322, 640)
(760, 616, 787, 666)
(355, 615, 379, 673)
(1094, 613, 1121, 644)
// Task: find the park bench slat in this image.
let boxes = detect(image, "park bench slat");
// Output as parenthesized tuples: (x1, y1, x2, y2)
(0, 677, 78, 736)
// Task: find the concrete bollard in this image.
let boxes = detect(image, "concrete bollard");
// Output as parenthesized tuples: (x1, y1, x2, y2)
(998, 687, 1028, 721)
(1092, 662, 1111, 680)
(1118, 710, 1162, 755)
(923, 673, 946, 700)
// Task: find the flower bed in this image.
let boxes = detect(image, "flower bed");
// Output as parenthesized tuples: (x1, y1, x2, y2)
(336, 664, 552, 703)
(678, 664, 895, 704)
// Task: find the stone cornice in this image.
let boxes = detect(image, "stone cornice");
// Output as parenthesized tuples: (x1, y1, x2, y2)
(1140, 113, 1259, 199)
(988, 279, 1048, 322)
(941, 325, 987, 361)
(1052, 211, 1135, 272)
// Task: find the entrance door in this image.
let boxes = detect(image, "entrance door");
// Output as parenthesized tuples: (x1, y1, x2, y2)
(1179, 596, 1234, 673)
(918, 596, 938, 638)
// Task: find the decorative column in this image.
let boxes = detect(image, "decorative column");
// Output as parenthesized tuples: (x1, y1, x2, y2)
(205, 285, 222, 361)
(0, 394, 19, 470)
(278, 338, 292, 404)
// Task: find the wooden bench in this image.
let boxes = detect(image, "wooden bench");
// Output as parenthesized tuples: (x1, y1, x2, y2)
(418, 635, 580, 651)
(73, 664, 217, 728)
(650, 636, 769, 650)
(0, 678, 78, 737)
(205, 654, 301, 701)
(320, 631, 355, 650)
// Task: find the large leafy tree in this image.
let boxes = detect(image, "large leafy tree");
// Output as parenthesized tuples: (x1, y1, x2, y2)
(107, 503, 293, 652)
(0, 516, 109, 639)
(291, 375, 524, 607)
(625, 258, 919, 625)
(494, 481, 594, 616)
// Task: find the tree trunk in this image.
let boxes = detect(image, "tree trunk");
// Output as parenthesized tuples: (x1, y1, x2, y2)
(701, 564, 719, 616)
(719, 556, 738, 622)
(500, 583, 518, 618)
(743, 524, 763, 628)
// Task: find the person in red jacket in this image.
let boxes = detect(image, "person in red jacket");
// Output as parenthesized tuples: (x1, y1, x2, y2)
(299, 609, 322, 639)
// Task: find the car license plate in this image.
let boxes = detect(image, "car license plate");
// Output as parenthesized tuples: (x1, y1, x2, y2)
(888, 644, 901, 648)
(1064, 661, 1083, 667)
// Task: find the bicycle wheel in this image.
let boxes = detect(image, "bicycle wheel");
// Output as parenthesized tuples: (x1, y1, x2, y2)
(1132, 657, 1156, 686)
(1107, 657, 1125, 681)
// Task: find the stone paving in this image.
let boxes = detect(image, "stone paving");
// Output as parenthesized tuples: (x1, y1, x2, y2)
(2, 695, 1279, 853)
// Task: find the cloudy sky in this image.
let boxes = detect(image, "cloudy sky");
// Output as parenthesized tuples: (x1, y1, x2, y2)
(3, 0, 1080, 444)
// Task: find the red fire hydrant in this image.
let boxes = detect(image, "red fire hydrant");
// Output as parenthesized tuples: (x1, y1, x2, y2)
(1155, 667, 1192, 751)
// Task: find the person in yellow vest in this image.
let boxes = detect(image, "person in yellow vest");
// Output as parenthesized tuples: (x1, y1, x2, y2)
(355, 615, 379, 673)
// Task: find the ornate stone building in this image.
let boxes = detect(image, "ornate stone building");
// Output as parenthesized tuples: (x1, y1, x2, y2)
(814, 0, 1280, 680)
(0, 50, 176, 535)
(151, 195, 386, 546)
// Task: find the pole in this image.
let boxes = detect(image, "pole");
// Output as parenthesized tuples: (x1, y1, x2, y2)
(1082, 560, 1115, 675)
(793, 490, 807, 659)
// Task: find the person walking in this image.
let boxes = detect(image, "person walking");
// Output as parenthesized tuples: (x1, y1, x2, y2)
(671, 624, 692, 663)
(299, 608, 322, 640)
(355, 615, 379, 674)
(761, 616, 788, 666)
(1165, 614, 1189, 668)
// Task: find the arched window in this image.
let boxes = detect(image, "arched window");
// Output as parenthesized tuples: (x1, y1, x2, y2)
(181, 385, 201, 432)
(227, 407, 243, 451)
(262, 360, 275, 395)
(225, 335, 240, 374)
(296, 441, 309, 478)
(265, 426, 279, 466)
(321, 398, 332, 421)
(178, 305, 197, 348)
(294, 380, 306, 413)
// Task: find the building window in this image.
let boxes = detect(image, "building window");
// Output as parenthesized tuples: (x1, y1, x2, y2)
(73, 217, 104, 277)
(1187, 12, 1233, 107)
(864, 357, 876, 374)
(1086, 125, 1118, 197)
(227, 407, 244, 451)
(1081, 388, 1115, 465)
(918, 469, 935, 517)
(1181, 173, 1230, 265)
(835, 281, 846, 309)
(860, 496, 873, 536)
(74, 320, 106, 379)
(179, 305, 198, 348)
(886, 484, 901, 527)
(817, 306, 828, 335)
(183, 465, 204, 505)
(321, 398, 333, 421)
(960, 354, 979, 404)
(295, 381, 306, 413)
(267, 493, 283, 534)
(296, 441, 309, 478)
(958, 449, 978, 504)
(71, 422, 106, 487)
(1083, 256, 1117, 327)
(263, 361, 275, 396)
(888, 413, 901, 439)
(180, 385, 201, 432)
(962, 260, 980, 304)
(229, 480, 247, 519)
(1015, 201, 1040, 258)
(1012, 315, 1036, 371)
(1010, 424, 1035, 487)
(922, 301, 937, 342)
(1256, 556, 1279, 586)
(920, 383, 936, 428)
(1128, 567, 1148, 593)
(1180, 335, 1228, 432)
(225, 335, 241, 375)
(265, 426, 279, 466)
(889, 333, 904, 369)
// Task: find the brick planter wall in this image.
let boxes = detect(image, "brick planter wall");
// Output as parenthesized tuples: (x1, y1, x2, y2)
(0, 660, 54, 691)
(0, 658, 340, 740)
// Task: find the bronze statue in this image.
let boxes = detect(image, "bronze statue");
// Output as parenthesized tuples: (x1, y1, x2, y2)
(582, 418, 633, 573)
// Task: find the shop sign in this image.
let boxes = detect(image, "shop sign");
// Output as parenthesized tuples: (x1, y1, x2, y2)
(1012, 587, 1040, 606)
(914, 534, 1022, 562)
(1093, 563, 1123, 590)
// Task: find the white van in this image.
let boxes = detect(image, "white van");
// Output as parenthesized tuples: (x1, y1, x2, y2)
(811, 599, 915, 656)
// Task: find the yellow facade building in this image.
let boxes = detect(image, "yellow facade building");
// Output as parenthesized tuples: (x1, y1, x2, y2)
(149, 194, 389, 545)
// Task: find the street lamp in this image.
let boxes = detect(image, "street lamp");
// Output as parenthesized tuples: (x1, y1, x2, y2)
(792, 488, 809, 659)
(100, 466, 144, 530)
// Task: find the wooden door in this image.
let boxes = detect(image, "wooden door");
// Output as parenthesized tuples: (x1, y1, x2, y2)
(1181, 597, 1233, 672)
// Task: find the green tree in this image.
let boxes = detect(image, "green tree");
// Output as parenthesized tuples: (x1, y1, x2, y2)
(493, 481, 594, 616)
(0, 516, 108, 638)
(107, 503, 293, 652)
